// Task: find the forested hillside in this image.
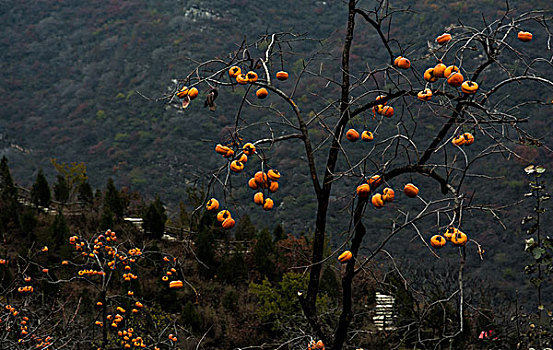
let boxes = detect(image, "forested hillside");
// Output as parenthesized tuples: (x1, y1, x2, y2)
(1, 0, 553, 348)
(1, 0, 550, 211)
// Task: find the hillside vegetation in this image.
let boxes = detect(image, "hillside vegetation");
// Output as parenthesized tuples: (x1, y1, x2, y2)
(1, 1, 553, 348)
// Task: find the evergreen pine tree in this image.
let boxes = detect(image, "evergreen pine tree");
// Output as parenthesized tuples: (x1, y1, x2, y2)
(254, 228, 276, 280)
(0, 156, 20, 233)
(53, 174, 69, 203)
(0, 156, 17, 200)
(142, 196, 166, 240)
(77, 181, 93, 206)
(104, 178, 124, 218)
(31, 169, 51, 208)
(235, 214, 256, 241)
(195, 211, 217, 278)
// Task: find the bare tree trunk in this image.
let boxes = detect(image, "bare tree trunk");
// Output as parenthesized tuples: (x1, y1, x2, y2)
(301, 0, 357, 346)
(333, 197, 367, 350)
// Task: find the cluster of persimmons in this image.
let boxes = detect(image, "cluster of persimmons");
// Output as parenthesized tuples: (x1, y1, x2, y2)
(203, 66, 290, 230)
(332, 27, 535, 266)
(207, 139, 281, 229)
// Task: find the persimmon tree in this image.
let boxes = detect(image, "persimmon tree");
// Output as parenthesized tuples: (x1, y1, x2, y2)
(1, 155, 209, 349)
(0, 227, 198, 349)
(165, 1, 553, 349)
(167, 0, 553, 349)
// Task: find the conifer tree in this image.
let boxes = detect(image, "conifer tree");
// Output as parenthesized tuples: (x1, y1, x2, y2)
(254, 228, 276, 280)
(31, 168, 51, 208)
(0, 156, 19, 234)
(53, 174, 69, 203)
(104, 178, 124, 218)
(195, 211, 218, 277)
(0, 156, 17, 203)
(142, 196, 166, 240)
(77, 181, 93, 206)
(235, 214, 256, 241)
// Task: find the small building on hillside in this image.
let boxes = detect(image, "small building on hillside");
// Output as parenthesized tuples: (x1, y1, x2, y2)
(373, 292, 396, 331)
